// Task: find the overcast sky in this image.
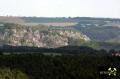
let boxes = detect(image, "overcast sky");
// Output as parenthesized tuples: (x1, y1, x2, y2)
(0, 0, 120, 18)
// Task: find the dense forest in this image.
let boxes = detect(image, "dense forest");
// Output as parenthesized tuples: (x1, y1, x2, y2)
(0, 46, 120, 79)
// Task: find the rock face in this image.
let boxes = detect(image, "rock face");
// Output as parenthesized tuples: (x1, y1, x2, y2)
(0, 23, 90, 48)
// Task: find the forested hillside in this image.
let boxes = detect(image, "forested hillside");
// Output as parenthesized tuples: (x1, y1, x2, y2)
(0, 52, 120, 79)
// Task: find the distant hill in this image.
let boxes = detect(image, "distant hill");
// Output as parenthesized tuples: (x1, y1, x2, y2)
(74, 19, 120, 42)
(0, 16, 120, 50)
(0, 16, 24, 23)
(0, 16, 120, 23)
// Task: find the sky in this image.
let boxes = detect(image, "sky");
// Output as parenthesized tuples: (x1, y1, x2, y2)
(0, 0, 120, 18)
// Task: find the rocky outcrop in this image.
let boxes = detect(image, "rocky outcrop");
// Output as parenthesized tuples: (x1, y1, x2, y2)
(0, 23, 90, 48)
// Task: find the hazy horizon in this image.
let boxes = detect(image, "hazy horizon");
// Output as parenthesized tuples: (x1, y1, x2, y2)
(0, 0, 120, 18)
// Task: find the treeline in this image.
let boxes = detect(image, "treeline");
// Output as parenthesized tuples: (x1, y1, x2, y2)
(0, 45, 99, 54)
(0, 45, 118, 56)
